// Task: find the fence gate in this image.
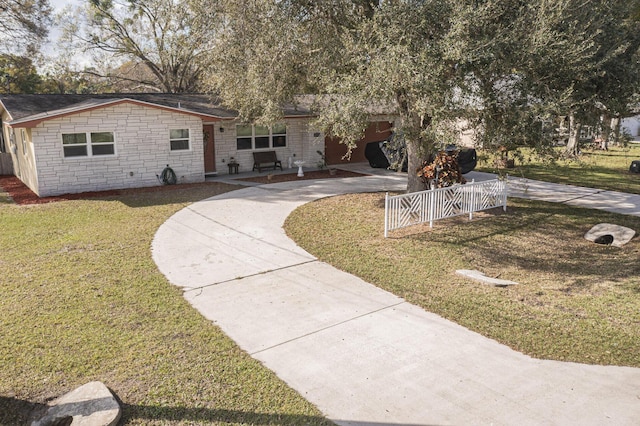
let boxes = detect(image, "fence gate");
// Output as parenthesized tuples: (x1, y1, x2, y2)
(384, 179, 507, 237)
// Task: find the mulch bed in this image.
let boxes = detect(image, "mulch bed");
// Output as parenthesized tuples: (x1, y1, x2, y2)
(236, 169, 367, 184)
(0, 169, 369, 206)
(0, 175, 224, 206)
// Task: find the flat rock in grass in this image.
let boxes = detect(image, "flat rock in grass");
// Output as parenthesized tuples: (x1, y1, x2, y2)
(456, 269, 518, 286)
(584, 223, 635, 247)
(30, 381, 120, 426)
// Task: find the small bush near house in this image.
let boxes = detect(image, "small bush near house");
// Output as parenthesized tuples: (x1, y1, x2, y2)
(417, 150, 466, 188)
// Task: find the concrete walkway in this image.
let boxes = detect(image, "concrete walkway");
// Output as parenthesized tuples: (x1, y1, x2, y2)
(474, 171, 640, 217)
(152, 169, 640, 426)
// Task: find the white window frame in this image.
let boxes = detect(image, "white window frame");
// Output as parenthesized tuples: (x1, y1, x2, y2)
(169, 128, 191, 151)
(62, 131, 116, 158)
(236, 124, 287, 150)
(9, 129, 16, 154)
(20, 129, 27, 155)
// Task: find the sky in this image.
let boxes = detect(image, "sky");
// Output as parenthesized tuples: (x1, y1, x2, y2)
(40, 0, 90, 69)
(48, 0, 83, 44)
(50, 0, 82, 14)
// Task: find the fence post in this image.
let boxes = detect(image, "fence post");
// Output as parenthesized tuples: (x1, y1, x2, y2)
(503, 175, 508, 211)
(384, 192, 389, 238)
(429, 187, 435, 228)
(469, 179, 475, 220)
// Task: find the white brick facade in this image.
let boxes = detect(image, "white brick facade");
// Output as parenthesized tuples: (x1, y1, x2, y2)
(211, 118, 325, 174)
(2, 99, 330, 197)
(22, 103, 205, 197)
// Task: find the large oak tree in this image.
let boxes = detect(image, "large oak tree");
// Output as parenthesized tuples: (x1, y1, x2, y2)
(204, 0, 638, 191)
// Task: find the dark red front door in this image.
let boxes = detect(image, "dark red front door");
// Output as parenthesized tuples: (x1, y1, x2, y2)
(203, 124, 216, 174)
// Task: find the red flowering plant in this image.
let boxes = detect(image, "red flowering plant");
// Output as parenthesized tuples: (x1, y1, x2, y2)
(417, 150, 466, 189)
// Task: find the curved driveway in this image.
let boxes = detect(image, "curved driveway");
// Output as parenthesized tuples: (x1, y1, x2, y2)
(152, 171, 640, 426)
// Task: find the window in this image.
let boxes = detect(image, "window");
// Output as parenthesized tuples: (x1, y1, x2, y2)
(62, 133, 87, 157)
(254, 125, 270, 149)
(170, 129, 190, 151)
(236, 124, 287, 150)
(62, 132, 115, 158)
(272, 123, 287, 148)
(236, 125, 253, 150)
(9, 129, 15, 153)
(21, 129, 27, 154)
(90, 132, 115, 155)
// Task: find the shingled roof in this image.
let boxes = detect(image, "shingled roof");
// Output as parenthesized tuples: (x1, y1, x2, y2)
(0, 93, 314, 126)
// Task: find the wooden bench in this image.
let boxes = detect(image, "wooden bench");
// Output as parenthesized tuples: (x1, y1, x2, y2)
(252, 151, 283, 172)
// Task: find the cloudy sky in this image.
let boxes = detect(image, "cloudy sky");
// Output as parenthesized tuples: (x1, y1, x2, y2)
(50, 0, 82, 12)
(48, 0, 83, 42)
(41, 0, 88, 68)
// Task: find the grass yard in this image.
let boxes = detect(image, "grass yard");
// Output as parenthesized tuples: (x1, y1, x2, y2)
(0, 183, 332, 425)
(2, 142, 639, 424)
(284, 194, 640, 367)
(476, 144, 640, 194)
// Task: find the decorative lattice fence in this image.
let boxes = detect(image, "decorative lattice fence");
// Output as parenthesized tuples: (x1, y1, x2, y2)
(384, 179, 507, 237)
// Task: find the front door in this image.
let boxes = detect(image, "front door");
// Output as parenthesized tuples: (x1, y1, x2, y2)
(203, 124, 216, 174)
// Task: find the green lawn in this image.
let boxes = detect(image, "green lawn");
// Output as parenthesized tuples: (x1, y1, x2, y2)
(284, 194, 640, 368)
(285, 144, 640, 364)
(0, 183, 332, 425)
(476, 144, 640, 194)
(2, 144, 639, 424)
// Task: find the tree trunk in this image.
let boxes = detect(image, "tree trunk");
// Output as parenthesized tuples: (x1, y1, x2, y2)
(599, 114, 610, 151)
(565, 113, 581, 156)
(406, 139, 427, 193)
(395, 90, 432, 193)
(610, 116, 621, 146)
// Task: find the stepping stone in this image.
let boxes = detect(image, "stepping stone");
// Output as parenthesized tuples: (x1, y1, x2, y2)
(456, 269, 518, 286)
(584, 223, 636, 247)
(30, 381, 120, 426)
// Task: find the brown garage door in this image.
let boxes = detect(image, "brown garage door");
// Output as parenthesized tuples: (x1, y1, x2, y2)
(325, 121, 392, 165)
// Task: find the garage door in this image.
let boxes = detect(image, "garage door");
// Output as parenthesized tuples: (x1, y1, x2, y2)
(325, 121, 392, 165)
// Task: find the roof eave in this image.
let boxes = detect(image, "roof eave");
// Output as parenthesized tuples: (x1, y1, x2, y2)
(6, 98, 229, 128)
(0, 99, 13, 121)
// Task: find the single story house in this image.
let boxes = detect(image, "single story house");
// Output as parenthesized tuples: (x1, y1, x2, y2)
(0, 93, 394, 197)
(622, 115, 640, 139)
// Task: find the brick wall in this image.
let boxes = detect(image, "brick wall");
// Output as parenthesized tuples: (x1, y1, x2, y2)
(30, 103, 205, 197)
(212, 118, 325, 174)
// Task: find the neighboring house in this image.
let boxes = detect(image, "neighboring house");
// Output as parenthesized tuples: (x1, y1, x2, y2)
(0, 94, 353, 197)
(622, 115, 640, 139)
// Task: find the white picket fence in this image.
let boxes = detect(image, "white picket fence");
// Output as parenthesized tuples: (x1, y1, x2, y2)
(384, 179, 507, 237)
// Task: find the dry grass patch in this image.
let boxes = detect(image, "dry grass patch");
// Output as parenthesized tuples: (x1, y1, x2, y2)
(284, 193, 640, 367)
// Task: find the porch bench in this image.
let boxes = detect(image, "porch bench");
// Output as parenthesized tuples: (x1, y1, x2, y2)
(252, 151, 283, 172)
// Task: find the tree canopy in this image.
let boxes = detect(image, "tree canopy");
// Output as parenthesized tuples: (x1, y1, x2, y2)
(38, 60, 112, 94)
(60, 0, 220, 92)
(0, 0, 52, 55)
(204, 0, 639, 191)
(7, 0, 636, 190)
(520, 0, 640, 154)
(0, 54, 42, 93)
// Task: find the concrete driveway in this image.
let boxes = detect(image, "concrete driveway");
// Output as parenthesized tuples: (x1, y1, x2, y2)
(152, 171, 640, 425)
